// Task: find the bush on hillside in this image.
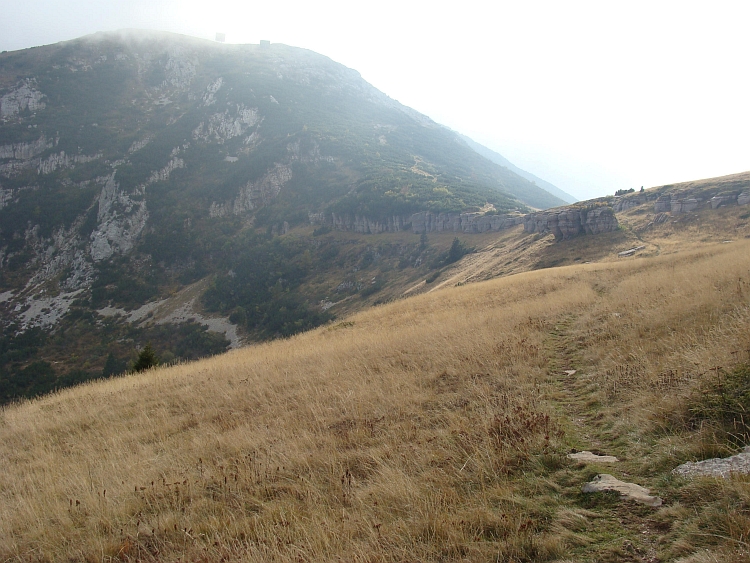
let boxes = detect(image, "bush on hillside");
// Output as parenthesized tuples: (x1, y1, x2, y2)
(688, 363, 750, 447)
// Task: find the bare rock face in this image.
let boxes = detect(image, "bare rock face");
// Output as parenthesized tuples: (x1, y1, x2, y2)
(612, 195, 646, 212)
(0, 80, 46, 118)
(654, 188, 750, 215)
(582, 474, 662, 507)
(330, 213, 409, 234)
(90, 173, 149, 262)
(654, 195, 672, 213)
(192, 105, 260, 143)
(711, 193, 738, 209)
(0, 135, 53, 161)
(523, 206, 618, 240)
(210, 163, 293, 217)
(37, 151, 102, 175)
(584, 206, 619, 234)
(460, 212, 525, 233)
(410, 210, 524, 234)
(324, 210, 525, 235)
(671, 196, 701, 214)
(410, 211, 462, 233)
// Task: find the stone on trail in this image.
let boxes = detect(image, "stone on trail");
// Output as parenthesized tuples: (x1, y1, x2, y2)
(568, 451, 619, 463)
(672, 447, 750, 478)
(582, 474, 663, 507)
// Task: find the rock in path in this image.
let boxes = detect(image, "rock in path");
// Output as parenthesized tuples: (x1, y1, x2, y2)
(672, 447, 750, 478)
(582, 474, 663, 507)
(568, 451, 619, 463)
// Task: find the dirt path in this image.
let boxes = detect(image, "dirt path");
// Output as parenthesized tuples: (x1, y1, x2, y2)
(544, 315, 661, 562)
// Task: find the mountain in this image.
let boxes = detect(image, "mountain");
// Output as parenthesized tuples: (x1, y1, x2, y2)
(0, 30, 571, 398)
(460, 134, 578, 204)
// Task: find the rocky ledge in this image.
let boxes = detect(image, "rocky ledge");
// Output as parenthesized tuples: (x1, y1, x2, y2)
(523, 205, 619, 240)
(316, 204, 619, 241)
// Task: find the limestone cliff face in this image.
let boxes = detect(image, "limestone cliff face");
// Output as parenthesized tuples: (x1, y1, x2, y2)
(612, 195, 647, 212)
(613, 174, 750, 215)
(329, 213, 410, 234)
(90, 174, 149, 262)
(192, 104, 260, 143)
(0, 135, 53, 161)
(410, 211, 524, 234)
(37, 151, 102, 175)
(233, 163, 292, 213)
(0, 135, 57, 177)
(209, 163, 293, 218)
(0, 136, 100, 177)
(318, 210, 524, 235)
(0, 80, 46, 119)
(523, 206, 618, 240)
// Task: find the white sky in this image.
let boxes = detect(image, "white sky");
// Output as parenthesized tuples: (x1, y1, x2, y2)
(1, 0, 749, 200)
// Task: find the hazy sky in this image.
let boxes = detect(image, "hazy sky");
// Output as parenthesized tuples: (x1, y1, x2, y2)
(1, 0, 749, 201)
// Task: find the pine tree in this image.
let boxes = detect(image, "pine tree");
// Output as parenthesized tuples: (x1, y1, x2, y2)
(131, 344, 159, 373)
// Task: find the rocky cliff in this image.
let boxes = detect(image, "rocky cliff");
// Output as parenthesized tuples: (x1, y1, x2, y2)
(523, 205, 619, 240)
(612, 172, 750, 215)
(320, 206, 616, 240)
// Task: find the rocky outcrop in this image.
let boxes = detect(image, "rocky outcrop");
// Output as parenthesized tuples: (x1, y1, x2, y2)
(37, 151, 102, 175)
(411, 211, 524, 234)
(523, 205, 618, 240)
(210, 163, 293, 217)
(330, 213, 410, 234)
(654, 195, 672, 213)
(654, 188, 749, 214)
(147, 157, 184, 184)
(0, 135, 53, 161)
(0, 80, 46, 118)
(201, 77, 223, 106)
(193, 105, 260, 143)
(0, 187, 12, 210)
(612, 194, 646, 212)
(90, 173, 148, 261)
(0, 136, 105, 178)
(319, 210, 525, 235)
(163, 48, 197, 89)
(128, 137, 152, 154)
(319, 205, 615, 239)
(671, 197, 701, 214)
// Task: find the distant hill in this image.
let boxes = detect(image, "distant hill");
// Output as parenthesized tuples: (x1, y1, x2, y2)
(460, 134, 577, 204)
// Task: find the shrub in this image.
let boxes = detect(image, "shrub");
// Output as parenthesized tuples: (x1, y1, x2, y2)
(688, 363, 750, 446)
(446, 237, 468, 264)
(425, 269, 441, 284)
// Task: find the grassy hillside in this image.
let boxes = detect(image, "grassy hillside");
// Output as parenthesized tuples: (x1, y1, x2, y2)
(2, 226, 750, 561)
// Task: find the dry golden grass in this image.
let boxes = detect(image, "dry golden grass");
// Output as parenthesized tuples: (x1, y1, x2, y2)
(2, 238, 750, 562)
